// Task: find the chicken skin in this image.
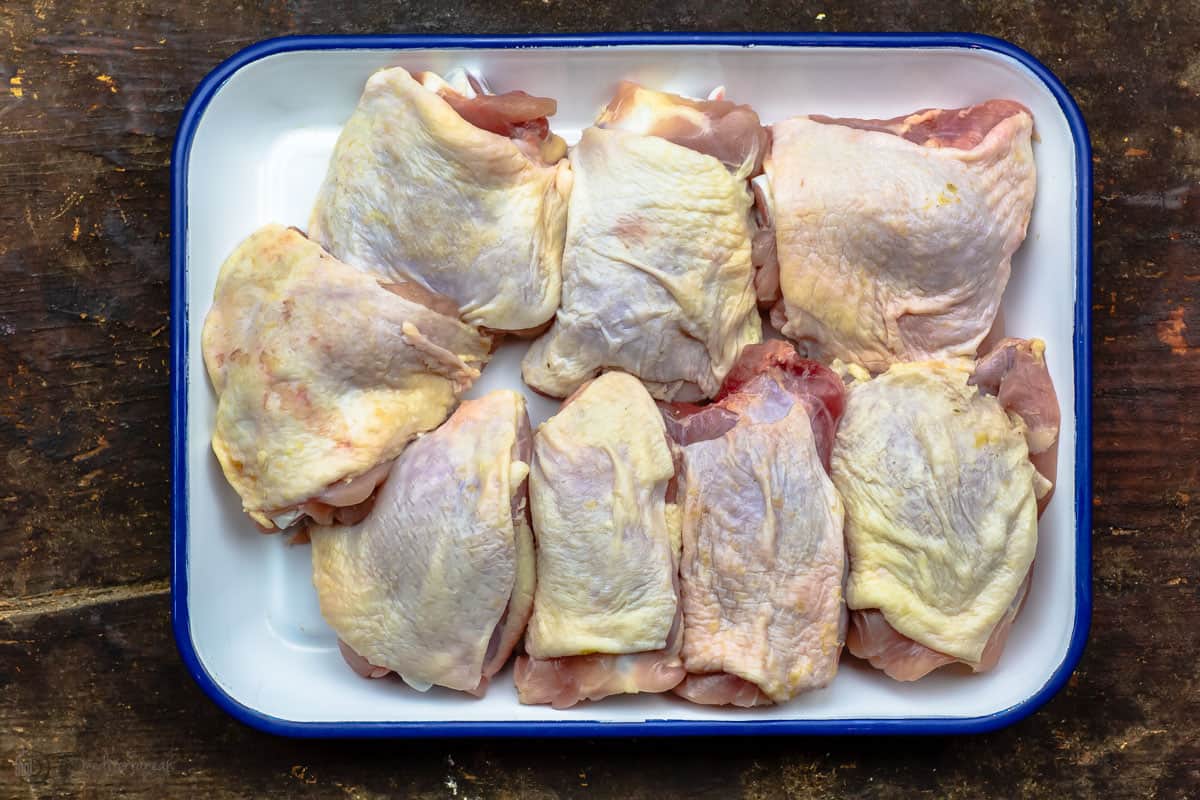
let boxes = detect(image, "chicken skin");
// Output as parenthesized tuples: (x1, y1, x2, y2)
(515, 371, 685, 707)
(201, 224, 490, 531)
(765, 100, 1036, 371)
(663, 342, 847, 706)
(833, 339, 1059, 680)
(522, 83, 764, 400)
(310, 391, 535, 695)
(309, 66, 571, 333)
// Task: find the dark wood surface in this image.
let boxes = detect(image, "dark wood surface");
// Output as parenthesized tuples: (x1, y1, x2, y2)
(1, 1, 1197, 797)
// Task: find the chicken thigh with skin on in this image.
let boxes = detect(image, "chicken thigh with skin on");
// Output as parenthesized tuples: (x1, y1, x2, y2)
(309, 66, 572, 333)
(663, 341, 847, 707)
(310, 390, 535, 695)
(521, 82, 765, 401)
(833, 339, 1059, 680)
(201, 224, 490, 531)
(764, 100, 1037, 371)
(515, 371, 685, 707)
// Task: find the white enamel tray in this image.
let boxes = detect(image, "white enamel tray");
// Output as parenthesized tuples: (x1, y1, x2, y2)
(170, 34, 1092, 737)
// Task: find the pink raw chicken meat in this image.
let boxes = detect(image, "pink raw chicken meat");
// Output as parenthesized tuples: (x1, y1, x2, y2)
(428, 75, 559, 158)
(513, 609, 686, 709)
(596, 80, 769, 175)
(971, 337, 1062, 510)
(847, 573, 1032, 682)
(838, 338, 1060, 680)
(663, 341, 848, 706)
(808, 99, 1031, 150)
(764, 99, 1037, 371)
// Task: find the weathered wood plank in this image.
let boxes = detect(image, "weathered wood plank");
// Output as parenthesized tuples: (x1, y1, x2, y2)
(1, 592, 1198, 798)
(0, 0, 1198, 797)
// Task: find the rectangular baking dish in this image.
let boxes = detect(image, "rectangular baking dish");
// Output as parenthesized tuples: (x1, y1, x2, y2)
(170, 33, 1092, 737)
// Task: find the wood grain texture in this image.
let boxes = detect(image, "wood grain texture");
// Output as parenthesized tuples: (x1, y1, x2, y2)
(1, 0, 1198, 797)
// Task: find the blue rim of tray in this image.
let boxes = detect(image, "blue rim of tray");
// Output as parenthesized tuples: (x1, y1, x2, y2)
(170, 32, 1093, 738)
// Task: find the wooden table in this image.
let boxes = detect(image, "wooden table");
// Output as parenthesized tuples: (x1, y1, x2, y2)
(1, 2, 1196, 797)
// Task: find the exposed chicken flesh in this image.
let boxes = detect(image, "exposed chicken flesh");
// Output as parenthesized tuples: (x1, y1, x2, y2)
(971, 337, 1061, 501)
(847, 573, 1032, 681)
(664, 341, 847, 705)
(309, 66, 571, 332)
(595, 81, 769, 177)
(201, 224, 490, 530)
(515, 372, 685, 706)
(514, 605, 685, 709)
(414, 68, 565, 165)
(766, 100, 1036, 371)
(809, 100, 1030, 150)
(310, 390, 535, 694)
(750, 173, 780, 305)
(522, 83, 762, 401)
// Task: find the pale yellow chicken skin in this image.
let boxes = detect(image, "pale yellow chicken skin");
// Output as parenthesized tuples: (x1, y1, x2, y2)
(201, 224, 490, 529)
(522, 121, 761, 401)
(524, 371, 680, 658)
(833, 361, 1039, 663)
(767, 105, 1036, 371)
(310, 391, 535, 694)
(309, 66, 571, 332)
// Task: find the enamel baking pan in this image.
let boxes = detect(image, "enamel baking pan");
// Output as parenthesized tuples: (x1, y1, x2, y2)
(170, 33, 1092, 737)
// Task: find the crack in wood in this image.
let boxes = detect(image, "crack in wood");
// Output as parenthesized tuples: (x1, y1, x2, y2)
(0, 580, 169, 623)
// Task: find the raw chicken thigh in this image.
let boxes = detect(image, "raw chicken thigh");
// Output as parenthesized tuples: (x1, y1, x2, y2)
(309, 66, 572, 332)
(764, 100, 1037, 371)
(309, 391, 535, 695)
(201, 224, 490, 531)
(833, 338, 1059, 680)
(521, 82, 765, 401)
(663, 342, 847, 707)
(515, 371, 685, 707)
